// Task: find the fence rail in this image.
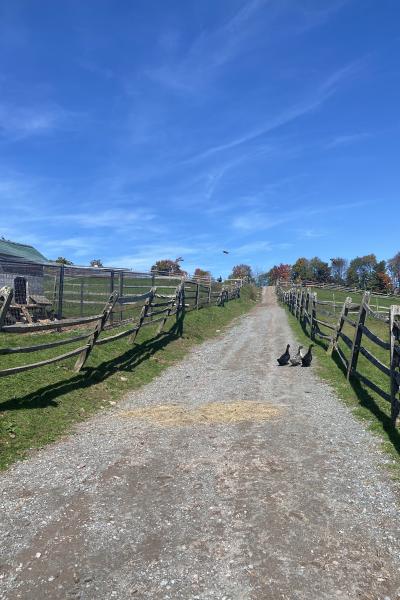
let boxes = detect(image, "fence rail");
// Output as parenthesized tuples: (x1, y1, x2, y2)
(0, 279, 241, 379)
(277, 283, 400, 426)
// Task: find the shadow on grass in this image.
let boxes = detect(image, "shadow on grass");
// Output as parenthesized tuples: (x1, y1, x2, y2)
(329, 349, 400, 454)
(295, 311, 400, 455)
(1, 311, 185, 412)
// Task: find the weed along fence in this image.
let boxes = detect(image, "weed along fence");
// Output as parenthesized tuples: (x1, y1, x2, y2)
(276, 283, 400, 425)
(0, 277, 241, 379)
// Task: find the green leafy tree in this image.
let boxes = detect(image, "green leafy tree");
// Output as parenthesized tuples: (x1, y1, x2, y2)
(291, 257, 311, 282)
(90, 259, 104, 268)
(266, 264, 291, 285)
(370, 260, 391, 292)
(309, 257, 331, 282)
(346, 254, 377, 288)
(55, 257, 73, 265)
(330, 257, 348, 283)
(388, 252, 400, 289)
(151, 259, 184, 275)
(229, 264, 254, 281)
(193, 268, 211, 280)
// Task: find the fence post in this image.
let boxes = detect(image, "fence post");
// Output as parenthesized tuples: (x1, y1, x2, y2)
(74, 291, 119, 372)
(158, 283, 180, 334)
(195, 282, 200, 310)
(119, 272, 124, 323)
(310, 292, 317, 340)
(180, 278, 185, 311)
(299, 287, 305, 321)
(52, 273, 57, 311)
(389, 305, 400, 425)
(304, 289, 310, 326)
(208, 282, 212, 305)
(57, 264, 65, 320)
(328, 296, 351, 356)
(347, 291, 370, 380)
(109, 270, 115, 324)
(80, 280, 84, 318)
(0, 286, 14, 329)
(129, 287, 156, 344)
(296, 287, 301, 319)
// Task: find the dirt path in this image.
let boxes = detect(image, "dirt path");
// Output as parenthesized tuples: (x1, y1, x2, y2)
(1, 288, 400, 600)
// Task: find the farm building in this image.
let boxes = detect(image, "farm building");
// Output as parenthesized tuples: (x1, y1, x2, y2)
(0, 239, 49, 303)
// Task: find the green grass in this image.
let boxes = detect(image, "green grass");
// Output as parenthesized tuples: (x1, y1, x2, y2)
(310, 286, 400, 311)
(283, 302, 400, 477)
(0, 285, 259, 471)
(41, 274, 226, 319)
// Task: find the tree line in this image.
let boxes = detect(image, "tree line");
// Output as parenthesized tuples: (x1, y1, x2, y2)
(54, 256, 256, 285)
(265, 253, 400, 292)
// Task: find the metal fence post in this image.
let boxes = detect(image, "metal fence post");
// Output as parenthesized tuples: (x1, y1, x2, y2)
(110, 270, 115, 324)
(80, 280, 84, 317)
(57, 264, 65, 320)
(119, 272, 124, 323)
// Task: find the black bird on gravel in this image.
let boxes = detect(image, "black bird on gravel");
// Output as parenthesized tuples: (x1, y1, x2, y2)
(301, 344, 314, 367)
(277, 344, 290, 366)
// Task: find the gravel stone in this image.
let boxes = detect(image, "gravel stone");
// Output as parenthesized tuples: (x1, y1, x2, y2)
(0, 288, 400, 599)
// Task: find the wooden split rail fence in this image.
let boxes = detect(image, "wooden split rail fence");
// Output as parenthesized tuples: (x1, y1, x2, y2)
(0, 280, 240, 379)
(276, 284, 400, 425)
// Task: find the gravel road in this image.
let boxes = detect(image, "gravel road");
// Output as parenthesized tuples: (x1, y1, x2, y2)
(1, 287, 400, 600)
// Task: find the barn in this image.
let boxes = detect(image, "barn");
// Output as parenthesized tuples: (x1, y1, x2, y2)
(0, 239, 49, 303)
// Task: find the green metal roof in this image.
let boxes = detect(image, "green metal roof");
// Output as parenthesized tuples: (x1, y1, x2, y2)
(0, 239, 49, 264)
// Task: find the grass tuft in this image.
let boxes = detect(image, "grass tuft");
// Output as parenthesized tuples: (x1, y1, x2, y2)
(0, 286, 259, 471)
(284, 305, 400, 478)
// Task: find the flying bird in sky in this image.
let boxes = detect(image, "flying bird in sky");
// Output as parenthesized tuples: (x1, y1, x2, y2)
(222, 250, 229, 254)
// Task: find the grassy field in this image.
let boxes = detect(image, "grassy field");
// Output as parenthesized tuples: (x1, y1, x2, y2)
(282, 293, 400, 474)
(307, 286, 393, 402)
(44, 273, 217, 318)
(309, 286, 400, 311)
(0, 285, 258, 471)
(42, 273, 215, 319)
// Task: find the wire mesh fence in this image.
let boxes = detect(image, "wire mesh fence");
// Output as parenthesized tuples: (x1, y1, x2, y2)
(0, 259, 238, 326)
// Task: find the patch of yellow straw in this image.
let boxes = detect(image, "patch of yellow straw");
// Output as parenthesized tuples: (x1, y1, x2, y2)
(121, 401, 282, 427)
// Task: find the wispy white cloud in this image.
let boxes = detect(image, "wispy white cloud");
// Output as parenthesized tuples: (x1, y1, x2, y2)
(325, 132, 370, 149)
(233, 212, 289, 232)
(296, 228, 326, 239)
(109, 243, 199, 271)
(59, 209, 156, 229)
(182, 61, 363, 165)
(233, 240, 273, 254)
(232, 200, 369, 232)
(41, 237, 99, 259)
(0, 103, 75, 140)
(146, 0, 269, 93)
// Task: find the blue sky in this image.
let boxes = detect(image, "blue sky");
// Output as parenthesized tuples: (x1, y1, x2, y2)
(1, 1, 399, 277)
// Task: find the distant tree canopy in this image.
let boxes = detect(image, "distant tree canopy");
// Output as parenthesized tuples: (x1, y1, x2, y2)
(330, 257, 348, 283)
(55, 257, 73, 265)
(346, 254, 377, 288)
(266, 264, 291, 284)
(229, 264, 254, 281)
(151, 259, 185, 275)
(90, 259, 104, 268)
(309, 257, 330, 282)
(193, 268, 211, 279)
(265, 251, 400, 292)
(388, 252, 400, 289)
(291, 257, 310, 281)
